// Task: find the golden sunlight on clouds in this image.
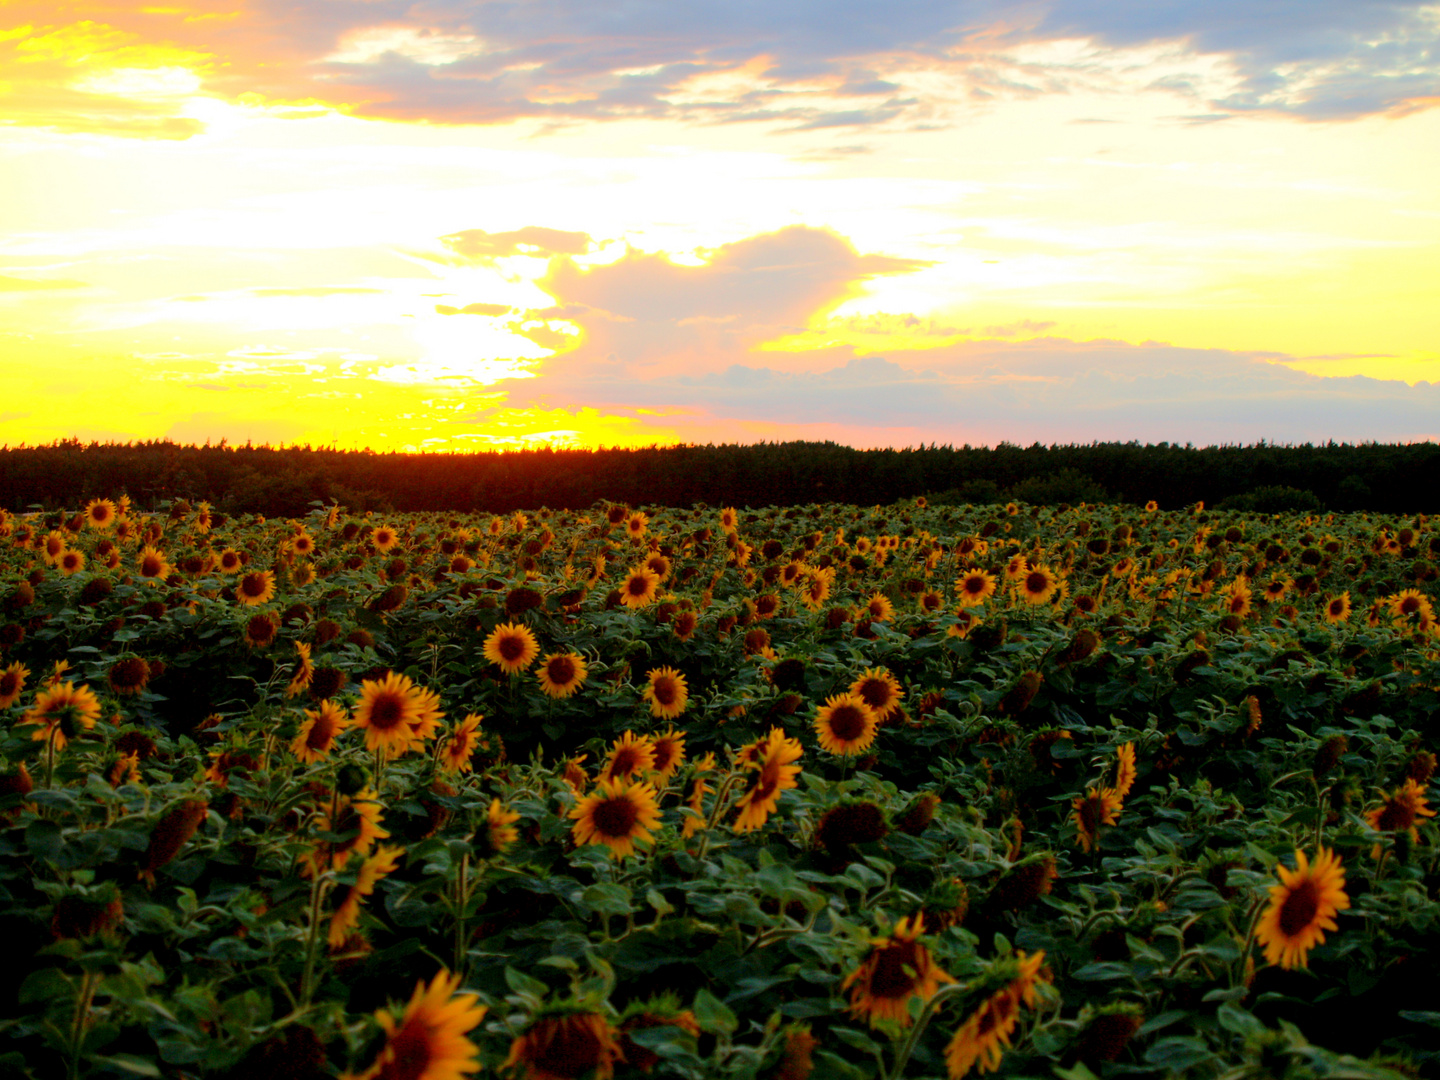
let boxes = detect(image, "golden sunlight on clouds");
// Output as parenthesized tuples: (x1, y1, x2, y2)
(3, 0, 1440, 450)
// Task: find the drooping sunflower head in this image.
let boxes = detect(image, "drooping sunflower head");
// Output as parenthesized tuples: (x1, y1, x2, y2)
(1072, 787, 1123, 853)
(503, 1008, 624, 1080)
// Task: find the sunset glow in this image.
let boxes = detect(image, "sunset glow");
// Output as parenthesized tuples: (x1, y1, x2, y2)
(4, 2, 1440, 450)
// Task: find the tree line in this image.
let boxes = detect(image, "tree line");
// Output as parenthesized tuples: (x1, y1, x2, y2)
(0, 438, 1434, 515)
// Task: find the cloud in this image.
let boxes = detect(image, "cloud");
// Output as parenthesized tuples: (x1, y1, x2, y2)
(441, 227, 594, 260)
(4, 1, 1437, 136)
(415, 220, 1440, 446)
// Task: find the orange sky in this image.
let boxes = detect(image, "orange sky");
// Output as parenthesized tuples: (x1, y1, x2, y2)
(3, 1, 1440, 450)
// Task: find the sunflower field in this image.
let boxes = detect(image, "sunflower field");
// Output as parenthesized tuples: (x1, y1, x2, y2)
(0, 496, 1437, 1080)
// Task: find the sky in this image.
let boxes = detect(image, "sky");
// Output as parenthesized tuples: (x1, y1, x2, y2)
(2, 1, 1439, 452)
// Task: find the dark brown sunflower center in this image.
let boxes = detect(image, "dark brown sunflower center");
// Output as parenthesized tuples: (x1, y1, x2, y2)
(609, 748, 643, 777)
(141, 557, 164, 576)
(858, 680, 892, 711)
(1375, 800, 1415, 832)
(532, 1017, 605, 1074)
(1329, 600, 1345, 615)
(650, 679, 678, 706)
(384, 1018, 434, 1080)
(1277, 879, 1320, 937)
(1025, 572, 1049, 593)
(869, 940, 922, 998)
(652, 742, 677, 773)
(306, 717, 335, 750)
(627, 575, 650, 596)
(592, 796, 639, 837)
(828, 705, 868, 742)
(367, 693, 406, 731)
(240, 574, 267, 597)
(0, 672, 18, 696)
(964, 577, 985, 595)
(1078, 797, 1104, 834)
(547, 656, 577, 684)
(497, 635, 527, 662)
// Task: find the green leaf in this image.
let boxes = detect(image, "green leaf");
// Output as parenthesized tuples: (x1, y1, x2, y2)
(19, 967, 72, 1005)
(691, 988, 737, 1035)
(25, 819, 64, 862)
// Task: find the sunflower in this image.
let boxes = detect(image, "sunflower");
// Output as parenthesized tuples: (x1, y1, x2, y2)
(349, 969, 486, 1080)
(672, 610, 698, 641)
(813, 693, 879, 757)
(328, 844, 403, 949)
(236, 569, 276, 606)
(106, 656, 151, 697)
(0, 662, 29, 709)
(284, 641, 315, 699)
(955, 570, 997, 606)
(944, 950, 1046, 1080)
(503, 1010, 624, 1080)
(475, 798, 521, 858)
(301, 788, 389, 877)
(800, 567, 834, 611)
(1113, 743, 1137, 801)
(719, 507, 739, 534)
(291, 699, 350, 763)
(244, 612, 279, 649)
(1072, 787, 1123, 853)
(864, 592, 894, 622)
(642, 666, 689, 719)
(354, 671, 445, 758)
(649, 727, 687, 781)
(536, 652, 588, 699)
(1263, 577, 1292, 602)
(482, 622, 540, 675)
(1364, 778, 1435, 851)
(372, 526, 400, 553)
(1322, 592, 1351, 623)
(619, 565, 661, 609)
(137, 545, 172, 583)
(844, 914, 955, 1028)
(20, 681, 101, 751)
(84, 498, 118, 529)
(1018, 563, 1059, 606)
(439, 714, 483, 775)
(1220, 579, 1252, 618)
(216, 548, 243, 574)
(1390, 588, 1434, 621)
(56, 548, 84, 575)
(40, 529, 67, 564)
(625, 511, 648, 540)
(600, 730, 656, 782)
(733, 728, 804, 833)
(569, 777, 663, 859)
(681, 753, 717, 839)
(850, 668, 903, 724)
(1254, 847, 1350, 970)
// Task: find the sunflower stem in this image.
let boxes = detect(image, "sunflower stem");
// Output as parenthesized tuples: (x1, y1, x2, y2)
(453, 851, 470, 977)
(884, 980, 974, 1080)
(67, 967, 99, 1080)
